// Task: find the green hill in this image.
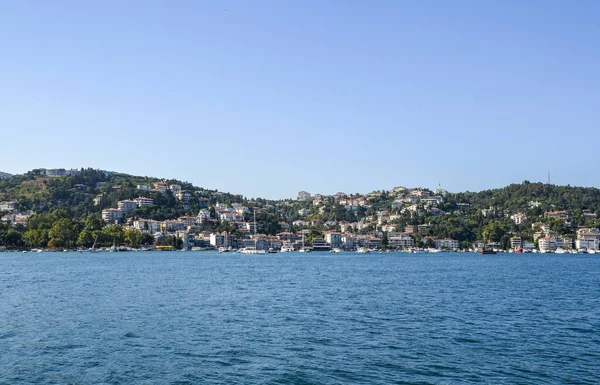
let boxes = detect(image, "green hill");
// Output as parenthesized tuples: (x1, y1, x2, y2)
(2, 169, 600, 250)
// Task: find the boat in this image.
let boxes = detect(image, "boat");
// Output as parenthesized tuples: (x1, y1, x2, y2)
(298, 231, 310, 253)
(268, 248, 278, 253)
(555, 247, 567, 254)
(330, 247, 342, 253)
(588, 249, 597, 255)
(89, 235, 100, 253)
(280, 243, 294, 253)
(240, 210, 266, 254)
(479, 247, 496, 254)
(239, 246, 266, 254)
(218, 232, 232, 253)
(109, 242, 118, 253)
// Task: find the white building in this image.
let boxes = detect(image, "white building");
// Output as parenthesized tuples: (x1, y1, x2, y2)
(435, 239, 459, 250)
(298, 209, 311, 216)
(576, 228, 600, 251)
(133, 219, 161, 233)
(219, 212, 244, 222)
(134, 197, 154, 207)
(0, 201, 17, 211)
(342, 235, 357, 250)
(153, 182, 168, 193)
(137, 184, 151, 191)
(197, 209, 211, 219)
(175, 190, 191, 204)
(178, 216, 197, 227)
(389, 235, 415, 249)
(298, 191, 311, 201)
(510, 237, 522, 250)
(510, 213, 527, 225)
(117, 200, 138, 213)
(381, 224, 396, 232)
(162, 220, 186, 232)
(169, 184, 182, 192)
(539, 237, 561, 252)
(102, 208, 124, 223)
(93, 194, 103, 206)
(324, 232, 342, 247)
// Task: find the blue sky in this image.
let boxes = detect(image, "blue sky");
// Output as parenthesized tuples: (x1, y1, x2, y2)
(1, 0, 598, 199)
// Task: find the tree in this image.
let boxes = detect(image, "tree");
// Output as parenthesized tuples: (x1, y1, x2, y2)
(124, 229, 144, 248)
(77, 229, 96, 248)
(381, 231, 389, 249)
(102, 225, 124, 246)
(84, 214, 104, 232)
(48, 218, 80, 248)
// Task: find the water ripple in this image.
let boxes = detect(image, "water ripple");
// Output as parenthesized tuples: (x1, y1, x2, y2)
(1, 251, 599, 384)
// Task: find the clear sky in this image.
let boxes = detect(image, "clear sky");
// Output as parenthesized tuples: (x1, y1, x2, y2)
(1, 0, 598, 199)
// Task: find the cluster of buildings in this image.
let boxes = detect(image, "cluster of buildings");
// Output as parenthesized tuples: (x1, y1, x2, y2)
(39, 168, 116, 178)
(0, 200, 32, 226)
(101, 197, 155, 223)
(100, 181, 196, 223)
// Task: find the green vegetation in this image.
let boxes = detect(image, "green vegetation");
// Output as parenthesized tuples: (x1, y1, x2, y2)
(2, 169, 600, 250)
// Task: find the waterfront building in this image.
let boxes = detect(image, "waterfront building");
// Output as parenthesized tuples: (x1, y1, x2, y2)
(435, 239, 459, 250)
(510, 237, 522, 250)
(324, 232, 342, 248)
(388, 235, 414, 249)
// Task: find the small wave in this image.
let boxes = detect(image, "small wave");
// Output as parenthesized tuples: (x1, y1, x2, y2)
(454, 337, 480, 344)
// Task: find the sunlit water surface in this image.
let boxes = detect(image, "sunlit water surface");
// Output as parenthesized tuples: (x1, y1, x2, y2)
(1, 251, 599, 384)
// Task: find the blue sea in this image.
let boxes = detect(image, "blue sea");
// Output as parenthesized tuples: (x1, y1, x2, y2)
(1, 251, 599, 384)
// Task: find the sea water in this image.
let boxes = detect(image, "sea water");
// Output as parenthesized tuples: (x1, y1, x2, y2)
(1, 251, 599, 384)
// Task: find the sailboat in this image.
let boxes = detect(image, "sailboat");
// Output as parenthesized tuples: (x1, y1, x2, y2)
(218, 232, 231, 253)
(90, 235, 100, 253)
(298, 231, 311, 252)
(240, 210, 266, 254)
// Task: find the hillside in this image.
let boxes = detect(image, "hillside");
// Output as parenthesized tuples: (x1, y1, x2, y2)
(1, 168, 600, 250)
(0, 171, 12, 179)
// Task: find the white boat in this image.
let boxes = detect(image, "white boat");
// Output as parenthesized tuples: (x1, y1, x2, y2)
(555, 248, 567, 254)
(588, 249, 597, 255)
(357, 247, 370, 253)
(109, 243, 118, 252)
(330, 247, 342, 253)
(280, 245, 294, 253)
(239, 247, 266, 255)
